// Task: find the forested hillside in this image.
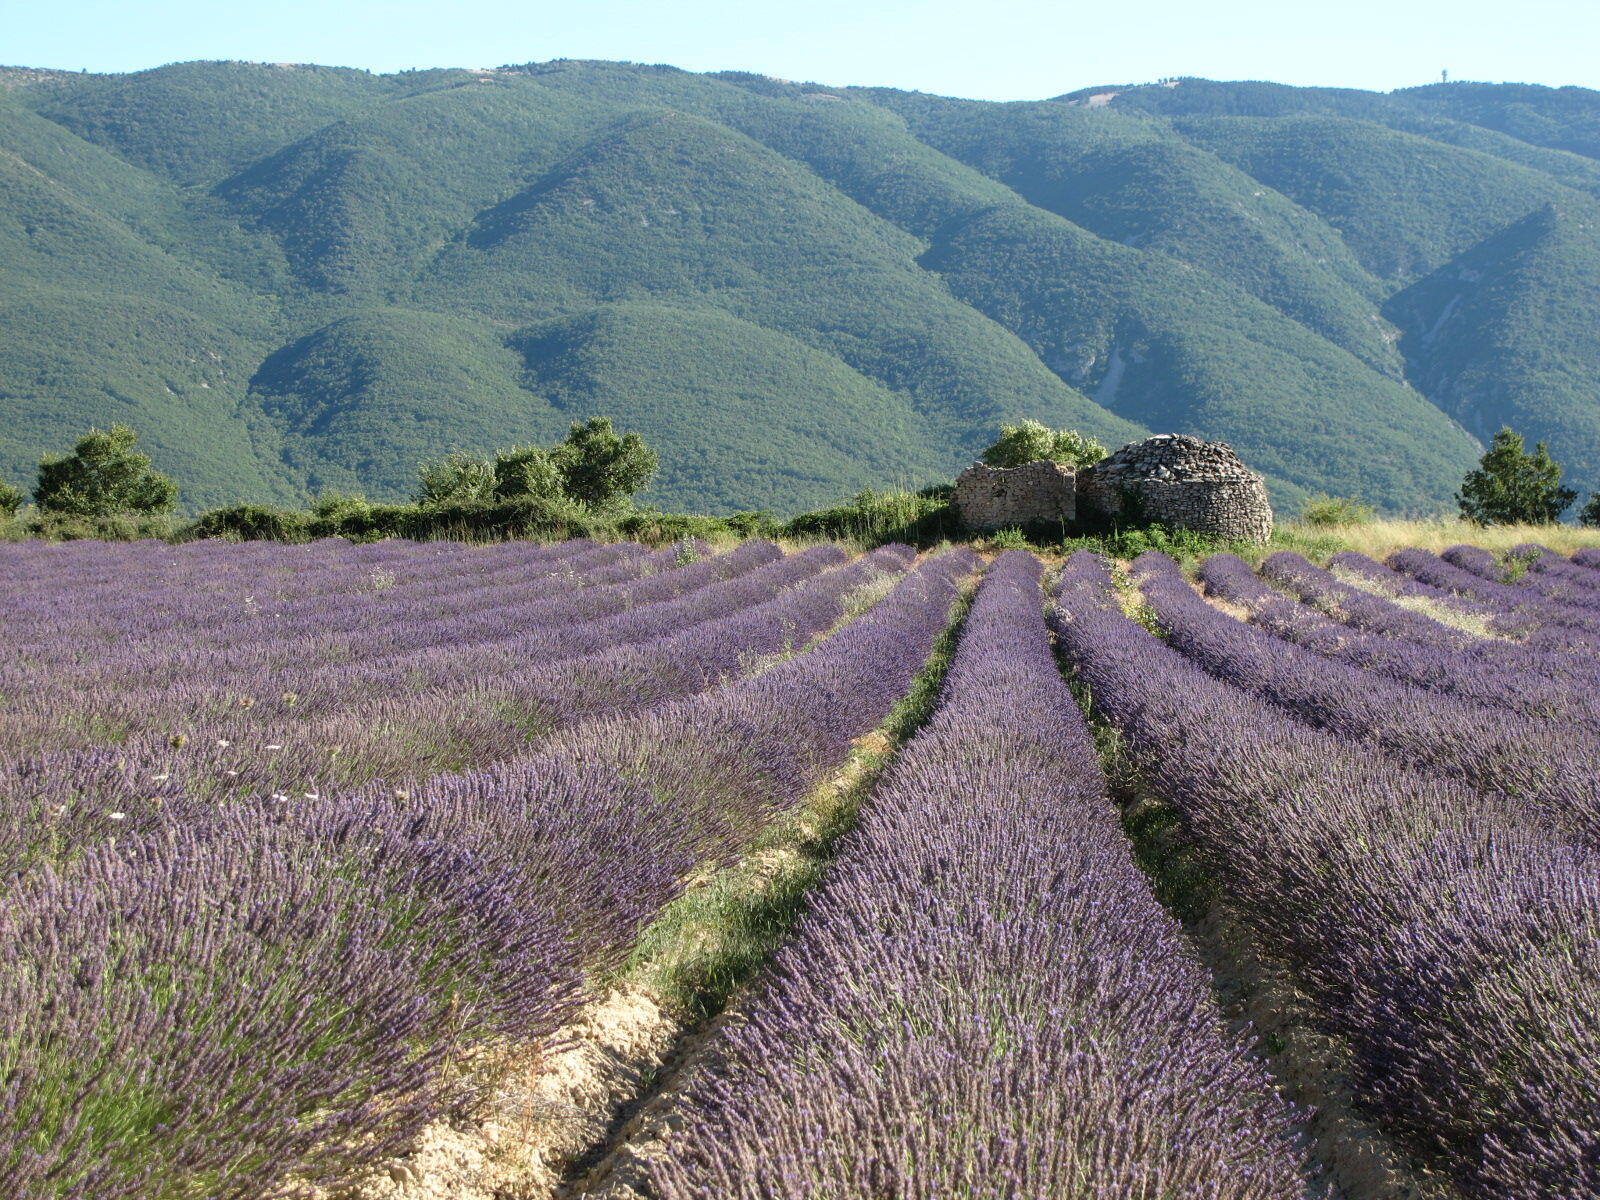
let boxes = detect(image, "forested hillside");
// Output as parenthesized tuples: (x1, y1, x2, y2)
(2, 61, 1597, 513)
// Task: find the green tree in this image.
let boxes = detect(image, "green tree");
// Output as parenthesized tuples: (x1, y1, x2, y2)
(1579, 493, 1600, 528)
(549, 417, 658, 509)
(35, 425, 178, 517)
(0, 479, 21, 519)
(491, 444, 564, 501)
(1456, 428, 1576, 525)
(981, 420, 1108, 470)
(415, 451, 495, 504)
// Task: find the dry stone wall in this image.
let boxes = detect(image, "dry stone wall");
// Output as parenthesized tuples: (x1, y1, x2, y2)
(953, 461, 1075, 531)
(1077, 434, 1274, 542)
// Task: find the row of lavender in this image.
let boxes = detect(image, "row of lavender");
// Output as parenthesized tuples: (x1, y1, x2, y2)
(0, 538, 789, 752)
(0, 541, 974, 1197)
(1054, 551, 1600, 1198)
(1, 536, 626, 652)
(649, 553, 1309, 1198)
(1142, 551, 1600, 843)
(1364, 542, 1600, 645)
(0, 540, 922, 880)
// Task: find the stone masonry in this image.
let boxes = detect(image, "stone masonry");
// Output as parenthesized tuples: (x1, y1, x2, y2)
(953, 460, 1076, 531)
(1076, 434, 1274, 542)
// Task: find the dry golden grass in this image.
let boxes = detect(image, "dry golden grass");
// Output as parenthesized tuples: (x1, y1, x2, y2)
(1278, 517, 1600, 561)
(1327, 564, 1513, 640)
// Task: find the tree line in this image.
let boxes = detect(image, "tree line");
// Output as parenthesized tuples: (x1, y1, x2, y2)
(2, 418, 1598, 536)
(0, 418, 662, 537)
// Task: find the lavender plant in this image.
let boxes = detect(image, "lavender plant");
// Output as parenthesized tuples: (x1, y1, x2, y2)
(1386, 546, 1600, 640)
(1202, 553, 1600, 724)
(1510, 542, 1600, 591)
(1052, 552, 1600, 1199)
(1134, 551, 1600, 844)
(649, 552, 1308, 1199)
(1443, 543, 1600, 609)
(0, 781, 681, 1199)
(0, 542, 976, 1197)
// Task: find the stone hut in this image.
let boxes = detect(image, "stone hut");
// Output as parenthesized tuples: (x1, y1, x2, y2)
(1077, 434, 1274, 542)
(953, 460, 1075, 531)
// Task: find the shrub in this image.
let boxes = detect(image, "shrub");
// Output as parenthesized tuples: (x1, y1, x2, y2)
(980, 420, 1107, 470)
(310, 503, 414, 542)
(34, 424, 177, 517)
(1300, 494, 1375, 526)
(1456, 428, 1576, 525)
(1580, 493, 1600, 528)
(1062, 523, 1225, 564)
(1501, 547, 1540, 583)
(406, 494, 610, 542)
(28, 510, 175, 541)
(0, 479, 20, 519)
(783, 488, 958, 547)
(188, 504, 309, 542)
(984, 527, 1033, 550)
(723, 510, 780, 537)
(415, 451, 495, 504)
(491, 444, 564, 501)
(305, 491, 373, 535)
(615, 509, 767, 543)
(189, 494, 616, 544)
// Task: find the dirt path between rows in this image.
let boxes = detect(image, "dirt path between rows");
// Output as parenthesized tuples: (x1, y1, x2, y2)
(1189, 903, 1463, 1200)
(324, 730, 895, 1200)
(316, 982, 680, 1199)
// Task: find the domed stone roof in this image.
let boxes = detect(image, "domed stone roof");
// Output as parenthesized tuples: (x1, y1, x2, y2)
(1078, 435, 1274, 542)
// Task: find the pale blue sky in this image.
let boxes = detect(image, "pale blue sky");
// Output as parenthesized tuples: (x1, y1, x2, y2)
(3, 0, 1595, 100)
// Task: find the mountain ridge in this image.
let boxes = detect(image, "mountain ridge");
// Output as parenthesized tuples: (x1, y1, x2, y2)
(1, 62, 1596, 514)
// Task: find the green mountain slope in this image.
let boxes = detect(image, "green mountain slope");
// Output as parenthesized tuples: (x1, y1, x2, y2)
(1398, 83, 1600, 162)
(1062, 78, 1600, 198)
(1167, 114, 1578, 282)
(0, 288, 293, 507)
(214, 78, 615, 295)
(856, 90, 1399, 375)
(418, 105, 1148, 461)
(474, 70, 1466, 504)
(245, 308, 558, 497)
(1387, 203, 1600, 488)
(512, 303, 953, 513)
(0, 62, 1597, 512)
(921, 205, 1473, 511)
(25, 61, 393, 186)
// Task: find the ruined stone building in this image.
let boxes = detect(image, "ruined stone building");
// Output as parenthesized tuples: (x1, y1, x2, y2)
(951, 460, 1075, 532)
(953, 434, 1274, 542)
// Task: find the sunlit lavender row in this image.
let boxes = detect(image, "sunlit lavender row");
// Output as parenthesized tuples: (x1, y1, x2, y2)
(1, 541, 973, 1197)
(651, 552, 1308, 1198)
(1199, 553, 1600, 726)
(1258, 549, 1600, 681)
(1382, 545, 1600, 642)
(1134, 550, 1600, 844)
(1055, 551, 1600, 1197)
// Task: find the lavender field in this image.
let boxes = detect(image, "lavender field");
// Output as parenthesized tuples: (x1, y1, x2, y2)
(2, 534, 1598, 1199)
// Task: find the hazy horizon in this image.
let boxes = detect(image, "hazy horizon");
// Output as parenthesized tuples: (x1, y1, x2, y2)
(7, 0, 1596, 103)
(7, 56, 1596, 105)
